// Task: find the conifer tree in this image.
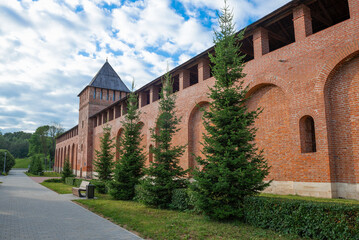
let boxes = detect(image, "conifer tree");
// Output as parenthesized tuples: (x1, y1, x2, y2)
(192, 1, 270, 220)
(93, 125, 115, 181)
(109, 82, 145, 200)
(61, 157, 73, 182)
(140, 71, 187, 208)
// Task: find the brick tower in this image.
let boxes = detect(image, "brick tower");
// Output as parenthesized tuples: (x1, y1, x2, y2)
(77, 60, 130, 177)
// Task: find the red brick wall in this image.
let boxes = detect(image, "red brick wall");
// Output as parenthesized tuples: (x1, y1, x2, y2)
(57, 1, 359, 195)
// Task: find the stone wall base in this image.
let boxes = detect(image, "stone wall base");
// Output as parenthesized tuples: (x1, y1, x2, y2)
(263, 180, 359, 200)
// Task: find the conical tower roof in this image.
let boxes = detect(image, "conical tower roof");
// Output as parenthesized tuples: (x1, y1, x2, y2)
(87, 60, 130, 92)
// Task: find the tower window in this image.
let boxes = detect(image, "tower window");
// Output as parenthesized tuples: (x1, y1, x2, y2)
(107, 89, 109, 100)
(300, 116, 317, 153)
(93, 88, 96, 99)
(113, 91, 115, 101)
(100, 89, 103, 100)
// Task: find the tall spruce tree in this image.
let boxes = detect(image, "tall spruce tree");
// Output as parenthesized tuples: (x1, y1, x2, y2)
(140, 71, 187, 208)
(93, 125, 115, 181)
(109, 82, 145, 200)
(192, 1, 270, 220)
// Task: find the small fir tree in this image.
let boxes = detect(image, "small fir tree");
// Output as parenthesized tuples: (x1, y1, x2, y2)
(61, 157, 73, 182)
(29, 154, 44, 176)
(140, 70, 188, 208)
(93, 125, 115, 181)
(109, 81, 146, 200)
(192, 1, 271, 220)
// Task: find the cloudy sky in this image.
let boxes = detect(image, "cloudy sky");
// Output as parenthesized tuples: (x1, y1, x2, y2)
(0, 0, 290, 133)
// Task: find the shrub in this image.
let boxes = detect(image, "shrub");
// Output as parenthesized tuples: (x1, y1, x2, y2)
(0, 149, 15, 174)
(90, 179, 108, 194)
(244, 196, 359, 239)
(134, 184, 149, 203)
(28, 154, 44, 175)
(43, 178, 62, 183)
(65, 177, 75, 186)
(74, 178, 82, 187)
(170, 188, 190, 211)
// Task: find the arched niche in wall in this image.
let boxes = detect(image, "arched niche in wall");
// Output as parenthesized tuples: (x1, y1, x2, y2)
(324, 53, 359, 184)
(188, 101, 209, 171)
(299, 116, 316, 153)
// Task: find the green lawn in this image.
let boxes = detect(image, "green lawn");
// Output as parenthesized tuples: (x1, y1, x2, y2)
(75, 198, 304, 240)
(25, 171, 61, 177)
(14, 158, 53, 171)
(13, 158, 30, 168)
(41, 181, 73, 194)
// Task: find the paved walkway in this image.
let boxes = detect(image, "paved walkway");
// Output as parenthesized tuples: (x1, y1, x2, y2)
(0, 169, 142, 240)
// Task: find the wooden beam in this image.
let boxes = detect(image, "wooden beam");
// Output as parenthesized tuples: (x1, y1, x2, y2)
(311, 11, 332, 26)
(240, 47, 254, 57)
(278, 21, 291, 40)
(266, 28, 291, 44)
(246, 37, 253, 47)
(318, 0, 333, 25)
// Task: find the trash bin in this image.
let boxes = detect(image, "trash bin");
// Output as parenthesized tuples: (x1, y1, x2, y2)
(86, 184, 95, 199)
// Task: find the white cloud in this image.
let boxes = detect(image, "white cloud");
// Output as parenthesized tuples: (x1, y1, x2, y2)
(0, 0, 291, 133)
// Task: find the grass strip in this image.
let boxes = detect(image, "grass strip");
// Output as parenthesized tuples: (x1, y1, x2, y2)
(75, 198, 304, 240)
(25, 171, 61, 177)
(41, 181, 73, 194)
(13, 158, 30, 168)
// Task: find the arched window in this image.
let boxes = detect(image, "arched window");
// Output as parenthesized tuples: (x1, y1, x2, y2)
(300, 116, 317, 153)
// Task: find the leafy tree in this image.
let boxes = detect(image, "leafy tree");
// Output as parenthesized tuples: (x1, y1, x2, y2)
(0, 131, 32, 158)
(0, 149, 15, 174)
(28, 126, 50, 157)
(28, 154, 44, 176)
(140, 71, 188, 208)
(192, 1, 270, 220)
(61, 157, 73, 182)
(109, 82, 145, 200)
(93, 125, 115, 181)
(48, 122, 64, 166)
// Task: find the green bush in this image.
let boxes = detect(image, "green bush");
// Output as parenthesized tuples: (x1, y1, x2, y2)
(244, 196, 359, 240)
(134, 184, 149, 203)
(43, 178, 62, 183)
(0, 149, 15, 174)
(65, 177, 75, 186)
(170, 188, 190, 210)
(28, 154, 44, 175)
(74, 178, 82, 187)
(90, 180, 107, 194)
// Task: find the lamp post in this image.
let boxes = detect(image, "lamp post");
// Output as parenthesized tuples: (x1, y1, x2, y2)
(3, 151, 6, 174)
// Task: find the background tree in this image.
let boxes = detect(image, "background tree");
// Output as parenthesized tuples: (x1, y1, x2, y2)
(93, 125, 115, 181)
(0, 131, 32, 158)
(48, 122, 64, 166)
(140, 71, 187, 208)
(0, 149, 15, 174)
(192, 1, 270, 220)
(109, 82, 145, 200)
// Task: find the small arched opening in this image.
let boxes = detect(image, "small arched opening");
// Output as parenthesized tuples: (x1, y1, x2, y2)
(299, 115, 317, 153)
